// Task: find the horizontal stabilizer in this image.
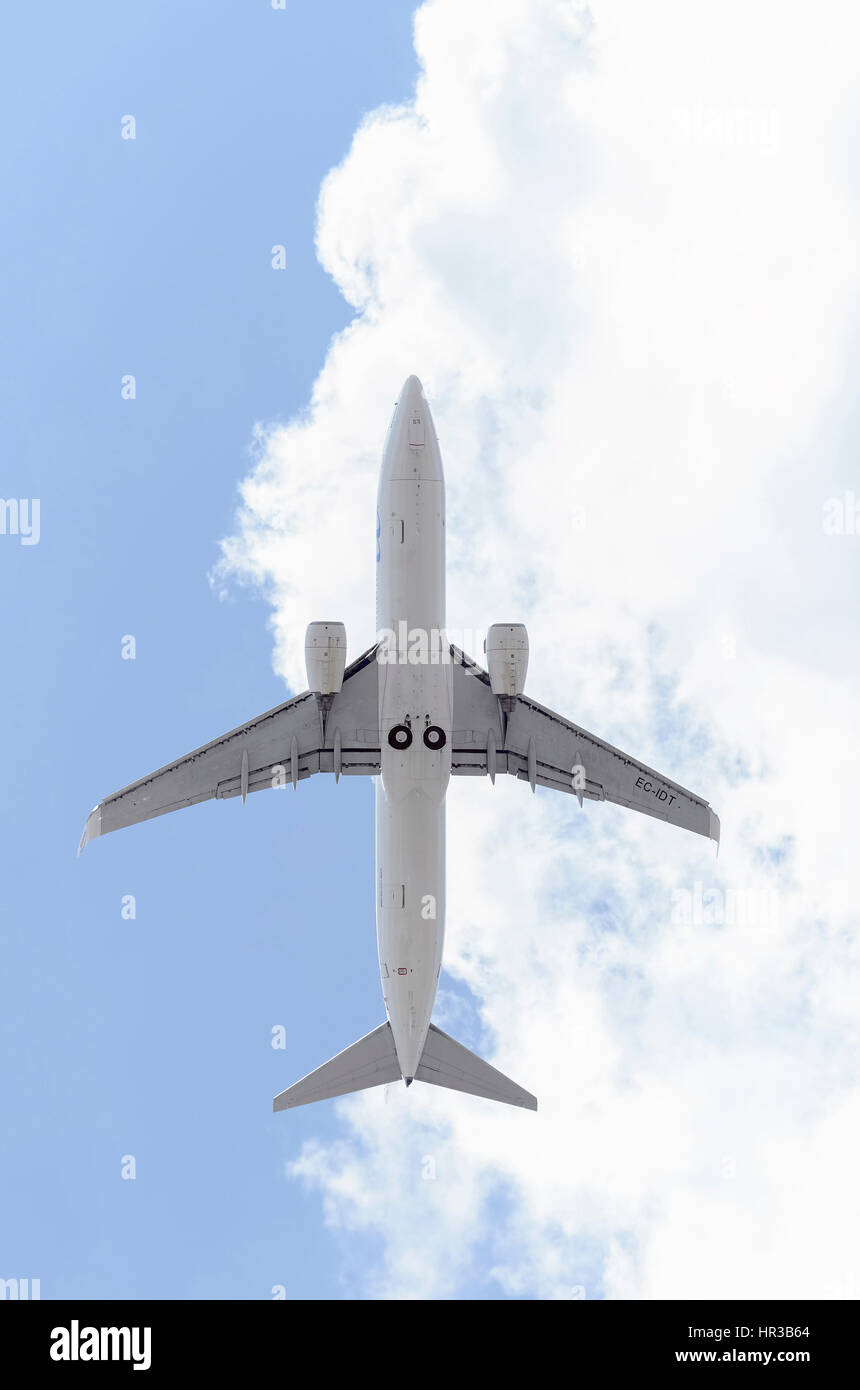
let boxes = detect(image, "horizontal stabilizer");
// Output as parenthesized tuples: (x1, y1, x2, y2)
(273, 1022, 401, 1111)
(415, 1024, 537, 1110)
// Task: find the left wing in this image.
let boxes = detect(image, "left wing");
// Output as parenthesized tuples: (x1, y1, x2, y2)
(78, 644, 381, 852)
(450, 646, 719, 845)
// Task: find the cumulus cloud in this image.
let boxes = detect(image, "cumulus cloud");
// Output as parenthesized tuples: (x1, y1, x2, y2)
(217, 0, 860, 1298)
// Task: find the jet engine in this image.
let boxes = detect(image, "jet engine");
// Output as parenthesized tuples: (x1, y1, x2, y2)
(484, 623, 529, 701)
(305, 622, 346, 740)
(305, 621, 347, 694)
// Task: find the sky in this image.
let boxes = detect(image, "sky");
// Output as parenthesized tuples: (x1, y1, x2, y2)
(3, 0, 860, 1301)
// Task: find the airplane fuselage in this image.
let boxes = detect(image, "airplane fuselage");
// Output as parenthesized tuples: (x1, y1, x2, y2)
(375, 377, 452, 1079)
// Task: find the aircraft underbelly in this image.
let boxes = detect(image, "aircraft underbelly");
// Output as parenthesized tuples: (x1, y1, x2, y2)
(376, 786, 445, 1077)
(375, 393, 448, 1077)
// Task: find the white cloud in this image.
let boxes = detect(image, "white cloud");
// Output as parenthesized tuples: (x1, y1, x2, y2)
(218, 0, 860, 1298)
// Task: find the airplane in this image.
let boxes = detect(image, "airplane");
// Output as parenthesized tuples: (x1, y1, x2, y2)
(79, 375, 720, 1112)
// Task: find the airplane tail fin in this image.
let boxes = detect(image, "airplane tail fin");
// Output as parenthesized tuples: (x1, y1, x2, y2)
(273, 1020, 536, 1112)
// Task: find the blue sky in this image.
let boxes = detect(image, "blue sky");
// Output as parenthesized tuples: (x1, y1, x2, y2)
(0, 0, 422, 1300)
(4, 0, 860, 1303)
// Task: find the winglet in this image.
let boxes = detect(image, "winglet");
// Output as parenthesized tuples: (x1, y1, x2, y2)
(77, 805, 102, 856)
(709, 809, 721, 856)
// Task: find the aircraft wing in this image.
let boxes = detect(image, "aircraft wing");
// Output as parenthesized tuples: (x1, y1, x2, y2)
(78, 644, 381, 853)
(450, 646, 719, 845)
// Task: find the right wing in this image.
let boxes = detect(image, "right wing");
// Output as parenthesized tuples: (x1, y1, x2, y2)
(78, 644, 380, 852)
(450, 645, 719, 845)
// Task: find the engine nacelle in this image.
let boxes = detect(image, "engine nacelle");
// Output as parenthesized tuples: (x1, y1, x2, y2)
(305, 622, 347, 695)
(484, 623, 529, 698)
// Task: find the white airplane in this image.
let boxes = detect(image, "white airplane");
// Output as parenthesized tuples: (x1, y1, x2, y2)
(79, 376, 719, 1111)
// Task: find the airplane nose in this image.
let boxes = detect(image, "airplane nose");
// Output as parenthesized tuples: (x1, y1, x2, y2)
(382, 373, 443, 482)
(400, 374, 423, 405)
